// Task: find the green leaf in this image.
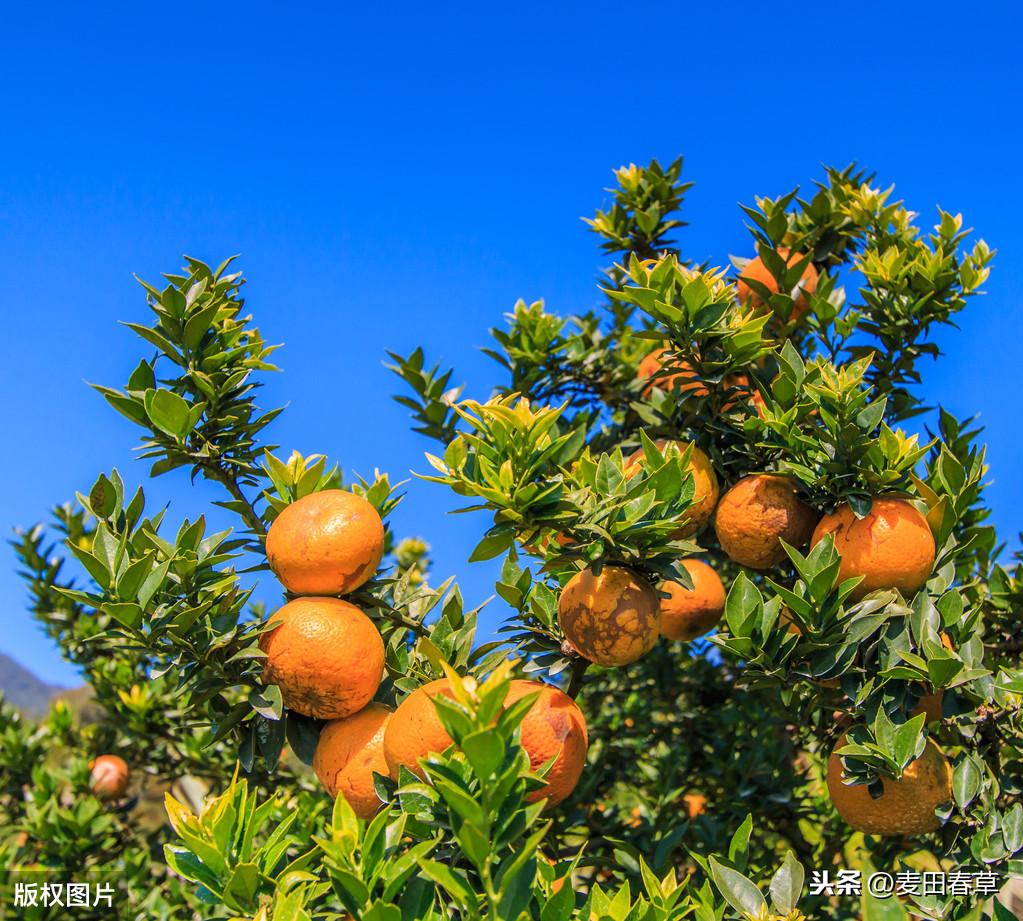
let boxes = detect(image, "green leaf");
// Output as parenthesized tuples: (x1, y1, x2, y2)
(285, 713, 322, 765)
(727, 813, 754, 870)
(416, 858, 475, 909)
(68, 542, 111, 587)
(1003, 803, 1023, 854)
(861, 874, 908, 921)
(469, 529, 513, 562)
(769, 851, 804, 914)
(249, 685, 283, 721)
(89, 473, 119, 518)
(145, 389, 193, 439)
(953, 755, 982, 810)
(709, 856, 767, 920)
(460, 729, 505, 780)
(102, 602, 143, 630)
(222, 863, 262, 913)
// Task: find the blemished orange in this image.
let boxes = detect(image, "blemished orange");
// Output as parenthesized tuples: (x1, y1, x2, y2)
(714, 475, 818, 569)
(89, 755, 129, 800)
(737, 247, 818, 321)
(313, 702, 391, 820)
(382, 679, 588, 808)
(827, 734, 952, 836)
(625, 440, 719, 536)
(636, 348, 708, 399)
(260, 597, 384, 719)
(266, 489, 385, 596)
(557, 566, 660, 666)
(504, 680, 588, 808)
(658, 560, 726, 642)
(811, 497, 936, 599)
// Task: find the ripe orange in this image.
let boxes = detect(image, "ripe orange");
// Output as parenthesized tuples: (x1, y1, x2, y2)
(382, 679, 455, 779)
(557, 566, 660, 666)
(811, 497, 935, 599)
(722, 373, 766, 415)
(89, 755, 129, 800)
(504, 680, 588, 808)
(912, 633, 954, 723)
(714, 475, 817, 569)
(658, 560, 726, 642)
(260, 597, 384, 719)
(683, 791, 707, 819)
(313, 702, 391, 820)
(827, 734, 952, 836)
(625, 440, 719, 536)
(737, 247, 818, 321)
(636, 348, 707, 399)
(383, 679, 588, 808)
(266, 489, 385, 596)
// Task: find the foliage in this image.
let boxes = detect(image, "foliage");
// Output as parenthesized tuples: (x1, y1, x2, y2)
(3, 156, 1021, 921)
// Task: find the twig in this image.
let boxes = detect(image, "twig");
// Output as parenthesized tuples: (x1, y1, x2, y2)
(566, 658, 590, 699)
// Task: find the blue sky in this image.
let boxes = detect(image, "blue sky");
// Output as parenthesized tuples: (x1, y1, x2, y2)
(1, 2, 1020, 685)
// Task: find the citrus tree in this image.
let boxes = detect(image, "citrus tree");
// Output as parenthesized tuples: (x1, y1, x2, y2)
(3, 159, 1022, 921)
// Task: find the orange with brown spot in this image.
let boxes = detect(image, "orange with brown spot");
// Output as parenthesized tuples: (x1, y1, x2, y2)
(658, 560, 726, 642)
(827, 734, 952, 836)
(714, 475, 817, 570)
(313, 702, 391, 819)
(260, 597, 384, 719)
(557, 566, 660, 666)
(266, 489, 385, 596)
(811, 497, 935, 599)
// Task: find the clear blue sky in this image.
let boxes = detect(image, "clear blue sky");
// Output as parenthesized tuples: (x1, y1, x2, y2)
(2, 2, 1020, 685)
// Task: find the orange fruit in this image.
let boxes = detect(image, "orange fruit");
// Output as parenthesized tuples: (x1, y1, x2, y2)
(382, 678, 456, 779)
(659, 560, 726, 642)
(913, 692, 944, 724)
(505, 680, 588, 808)
(313, 702, 391, 820)
(722, 373, 766, 415)
(260, 597, 384, 719)
(89, 755, 129, 800)
(912, 633, 954, 723)
(636, 348, 708, 399)
(266, 489, 385, 596)
(737, 247, 818, 321)
(827, 734, 952, 836)
(625, 440, 719, 536)
(714, 475, 817, 569)
(557, 566, 660, 666)
(811, 497, 935, 599)
(383, 679, 588, 808)
(683, 792, 707, 819)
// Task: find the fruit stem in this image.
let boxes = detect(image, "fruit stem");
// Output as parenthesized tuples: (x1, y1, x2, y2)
(566, 658, 589, 699)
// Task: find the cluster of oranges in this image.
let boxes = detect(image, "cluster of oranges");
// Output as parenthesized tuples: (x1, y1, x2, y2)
(552, 252, 950, 836)
(262, 490, 589, 818)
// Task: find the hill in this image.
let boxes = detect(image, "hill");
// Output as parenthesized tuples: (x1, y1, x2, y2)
(0, 650, 66, 716)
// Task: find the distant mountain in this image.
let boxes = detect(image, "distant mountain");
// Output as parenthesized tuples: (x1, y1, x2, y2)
(0, 651, 66, 716)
